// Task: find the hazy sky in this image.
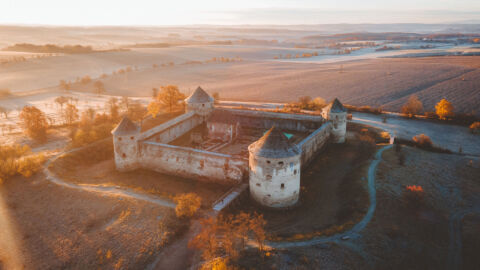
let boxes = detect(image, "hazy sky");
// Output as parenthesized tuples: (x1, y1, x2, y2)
(1, 0, 480, 25)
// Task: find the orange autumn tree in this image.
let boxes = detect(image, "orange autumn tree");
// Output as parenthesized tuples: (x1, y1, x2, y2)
(401, 95, 423, 117)
(435, 98, 454, 120)
(19, 106, 49, 141)
(156, 85, 185, 112)
(189, 212, 266, 263)
(174, 193, 202, 218)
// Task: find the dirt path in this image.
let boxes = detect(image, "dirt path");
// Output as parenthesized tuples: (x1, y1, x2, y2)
(447, 206, 480, 270)
(44, 148, 176, 209)
(352, 112, 480, 156)
(267, 144, 393, 248)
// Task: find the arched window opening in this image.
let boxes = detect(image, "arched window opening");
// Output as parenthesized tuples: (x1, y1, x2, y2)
(278, 161, 284, 166)
(281, 183, 285, 189)
(256, 183, 261, 187)
(266, 175, 272, 180)
(122, 153, 126, 158)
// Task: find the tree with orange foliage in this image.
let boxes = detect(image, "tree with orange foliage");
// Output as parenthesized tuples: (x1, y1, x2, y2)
(189, 212, 266, 264)
(189, 216, 219, 260)
(404, 185, 425, 208)
(19, 106, 48, 141)
(156, 85, 185, 112)
(401, 95, 423, 117)
(173, 193, 202, 218)
(62, 103, 79, 125)
(435, 98, 454, 120)
(469, 121, 480, 134)
(147, 101, 162, 118)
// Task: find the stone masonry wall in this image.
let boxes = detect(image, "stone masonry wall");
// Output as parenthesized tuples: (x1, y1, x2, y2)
(140, 141, 248, 184)
(296, 122, 332, 169)
(221, 108, 323, 132)
(138, 111, 203, 143)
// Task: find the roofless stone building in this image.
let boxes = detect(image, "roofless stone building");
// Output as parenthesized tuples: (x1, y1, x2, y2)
(112, 87, 347, 208)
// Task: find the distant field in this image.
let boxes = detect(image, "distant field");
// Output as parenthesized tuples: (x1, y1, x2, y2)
(0, 42, 478, 115)
(92, 55, 480, 115)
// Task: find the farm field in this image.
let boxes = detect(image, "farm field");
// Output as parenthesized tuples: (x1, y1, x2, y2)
(1, 49, 479, 115)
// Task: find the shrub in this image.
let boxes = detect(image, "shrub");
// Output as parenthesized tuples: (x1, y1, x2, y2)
(80, 75, 92, 84)
(0, 88, 12, 99)
(174, 193, 202, 218)
(412, 134, 433, 149)
(470, 122, 480, 134)
(403, 185, 425, 209)
(401, 95, 423, 117)
(19, 106, 49, 142)
(435, 98, 454, 120)
(0, 144, 45, 183)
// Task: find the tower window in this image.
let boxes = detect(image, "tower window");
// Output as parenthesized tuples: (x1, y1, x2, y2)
(122, 153, 126, 158)
(278, 161, 284, 166)
(266, 175, 272, 180)
(281, 183, 285, 189)
(294, 169, 297, 175)
(256, 183, 261, 187)
(130, 136, 134, 140)
(118, 137, 122, 141)
(266, 160, 271, 164)
(202, 104, 205, 107)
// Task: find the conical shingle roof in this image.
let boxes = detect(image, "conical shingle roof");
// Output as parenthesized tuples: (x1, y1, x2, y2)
(326, 98, 346, 113)
(111, 116, 140, 135)
(248, 127, 300, 158)
(185, 86, 214, 103)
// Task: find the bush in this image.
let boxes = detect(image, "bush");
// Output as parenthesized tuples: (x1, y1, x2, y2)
(403, 185, 425, 209)
(0, 88, 12, 99)
(173, 193, 202, 219)
(0, 144, 45, 183)
(19, 106, 49, 142)
(412, 134, 433, 149)
(470, 122, 480, 134)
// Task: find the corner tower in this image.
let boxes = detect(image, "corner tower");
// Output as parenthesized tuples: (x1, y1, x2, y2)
(112, 116, 141, 172)
(322, 98, 347, 143)
(185, 86, 214, 118)
(248, 127, 301, 208)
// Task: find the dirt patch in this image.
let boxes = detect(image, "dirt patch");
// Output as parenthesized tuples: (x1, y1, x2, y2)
(0, 173, 185, 269)
(232, 242, 367, 270)
(227, 129, 377, 240)
(50, 139, 232, 207)
(359, 146, 480, 269)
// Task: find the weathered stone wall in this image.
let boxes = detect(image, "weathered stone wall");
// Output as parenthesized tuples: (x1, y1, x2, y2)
(221, 108, 323, 131)
(186, 102, 214, 117)
(297, 122, 332, 169)
(113, 134, 140, 171)
(139, 112, 203, 144)
(249, 154, 301, 207)
(140, 141, 248, 184)
(329, 112, 347, 143)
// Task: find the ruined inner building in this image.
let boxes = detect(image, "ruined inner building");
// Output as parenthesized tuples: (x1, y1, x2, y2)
(112, 86, 347, 208)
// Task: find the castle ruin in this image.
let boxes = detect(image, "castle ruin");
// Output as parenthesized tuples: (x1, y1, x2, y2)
(112, 87, 347, 208)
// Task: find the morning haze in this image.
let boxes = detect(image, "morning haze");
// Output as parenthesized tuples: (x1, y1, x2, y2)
(0, 1, 479, 269)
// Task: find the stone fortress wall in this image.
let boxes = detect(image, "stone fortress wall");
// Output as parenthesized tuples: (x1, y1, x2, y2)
(112, 87, 347, 208)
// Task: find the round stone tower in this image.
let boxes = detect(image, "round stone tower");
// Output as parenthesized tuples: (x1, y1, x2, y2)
(185, 86, 214, 118)
(248, 127, 301, 208)
(111, 116, 141, 172)
(322, 98, 347, 143)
